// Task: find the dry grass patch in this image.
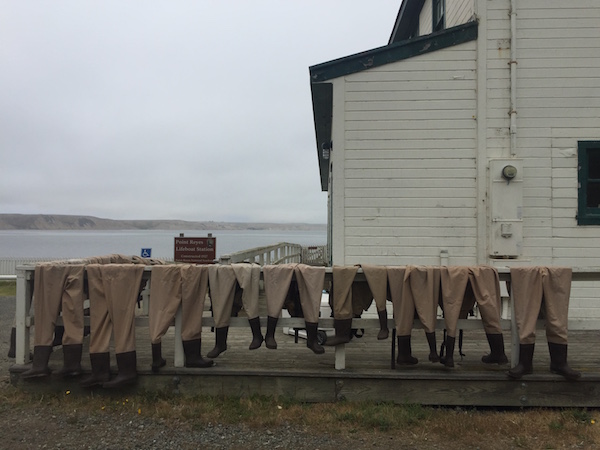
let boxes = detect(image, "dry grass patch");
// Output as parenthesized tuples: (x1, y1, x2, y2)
(1, 385, 599, 449)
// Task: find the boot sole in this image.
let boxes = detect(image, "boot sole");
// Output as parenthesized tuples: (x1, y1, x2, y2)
(396, 360, 418, 366)
(440, 358, 455, 368)
(80, 376, 111, 388)
(550, 368, 581, 381)
(249, 339, 264, 350)
(507, 369, 533, 380)
(207, 348, 227, 358)
(307, 345, 325, 355)
(482, 356, 509, 365)
(58, 369, 83, 378)
(377, 331, 389, 340)
(21, 370, 51, 380)
(103, 377, 137, 389)
(323, 339, 350, 346)
(185, 361, 215, 368)
(151, 359, 167, 373)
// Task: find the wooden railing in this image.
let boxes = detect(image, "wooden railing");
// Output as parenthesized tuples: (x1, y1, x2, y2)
(218, 242, 326, 266)
(13, 266, 600, 371)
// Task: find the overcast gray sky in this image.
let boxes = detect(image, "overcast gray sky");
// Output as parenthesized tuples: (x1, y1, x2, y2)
(1, 1, 400, 224)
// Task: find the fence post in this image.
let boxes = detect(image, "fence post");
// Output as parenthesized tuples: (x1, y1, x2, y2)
(15, 268, 32, 365)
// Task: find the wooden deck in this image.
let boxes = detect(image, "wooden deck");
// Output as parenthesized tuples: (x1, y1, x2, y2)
(10, 324, 600, 407)
(10, 264, 600, 407)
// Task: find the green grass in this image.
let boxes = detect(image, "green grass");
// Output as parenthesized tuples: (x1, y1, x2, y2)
(0, 280, 16, 296)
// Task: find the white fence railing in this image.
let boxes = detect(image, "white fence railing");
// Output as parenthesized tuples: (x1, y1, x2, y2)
(0, 258, 57, 276)
(218, 243, 327, 266)
(1, 244, 327, 276)
(12, 265, 600, 371)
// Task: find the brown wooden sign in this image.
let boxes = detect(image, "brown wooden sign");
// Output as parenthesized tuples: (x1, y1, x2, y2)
(174, 235, 216, 264)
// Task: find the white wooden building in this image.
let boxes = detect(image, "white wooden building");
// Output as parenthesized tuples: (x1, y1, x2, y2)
(309, 0, 600, 318)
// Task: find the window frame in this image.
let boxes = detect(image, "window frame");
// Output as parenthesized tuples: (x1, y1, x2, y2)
(432, 0, 445, 33)
(577, 140, 600, 225)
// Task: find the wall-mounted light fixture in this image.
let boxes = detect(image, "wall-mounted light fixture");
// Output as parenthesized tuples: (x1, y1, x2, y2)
(322, 141, 332, 160)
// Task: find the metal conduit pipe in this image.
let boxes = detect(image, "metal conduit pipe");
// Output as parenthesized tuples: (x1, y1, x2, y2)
(509, 0, 518, 157)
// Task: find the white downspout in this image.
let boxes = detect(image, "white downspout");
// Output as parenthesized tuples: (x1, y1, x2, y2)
(509, 0, 518, 157)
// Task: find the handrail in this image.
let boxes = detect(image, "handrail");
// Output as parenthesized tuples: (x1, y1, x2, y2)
(0, 275, 17, 281)
(218, 242, 325, 265)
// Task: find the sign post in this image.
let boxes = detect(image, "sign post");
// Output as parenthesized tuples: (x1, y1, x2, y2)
(174, 233, 216, 264)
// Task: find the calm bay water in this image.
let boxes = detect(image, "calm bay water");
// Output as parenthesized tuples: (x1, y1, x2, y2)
(0, 229, 326, 260)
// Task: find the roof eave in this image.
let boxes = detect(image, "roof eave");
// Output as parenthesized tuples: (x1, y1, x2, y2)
(310, 20, 478, 83)
(309, 20, 479, 192)
(310, 83, 333, 192)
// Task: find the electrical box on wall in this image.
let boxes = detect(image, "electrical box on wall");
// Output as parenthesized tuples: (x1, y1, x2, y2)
(489, 159, 523, 258)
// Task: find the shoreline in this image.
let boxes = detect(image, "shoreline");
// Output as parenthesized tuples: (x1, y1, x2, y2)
(0, 214, 327, 232)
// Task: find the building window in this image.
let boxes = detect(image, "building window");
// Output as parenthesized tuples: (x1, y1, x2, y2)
(578, 141, 600, 225)
(432, 0, 445, 32)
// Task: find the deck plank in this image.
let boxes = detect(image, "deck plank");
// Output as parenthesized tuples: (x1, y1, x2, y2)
(11, 325, 600, 407)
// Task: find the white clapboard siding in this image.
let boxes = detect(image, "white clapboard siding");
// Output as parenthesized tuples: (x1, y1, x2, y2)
(324, 0, 600, 317)
(486, 0, 510, 162)
(345, 197, 477, 209)
(446, 0, 473, 28)
(334, 39, 478, 266)
(419, 0, 433, 36)
(515, 0, 600, 266)
(509, 1, 600, 317)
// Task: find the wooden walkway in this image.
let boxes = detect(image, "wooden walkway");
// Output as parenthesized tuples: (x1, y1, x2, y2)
(11, 324, 600, 407)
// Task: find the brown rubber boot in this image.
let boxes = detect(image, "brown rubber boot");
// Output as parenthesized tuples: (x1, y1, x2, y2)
(508, 343, 535, 379)
(207, 326, 228, 358)
(305, 322, 325, 355)
(377, 309, 389, 340)
(103, 351, 137, 388)
(183, 339, 214, 368)
(57, 344, 83, 378)
(426, 332, 440, 362)
(265, 316, 279, 349)
(396, 335, 418, 365)
(440, 335, 455, 368)
(80, 352, 111, 388)
(21, 345, 53, 379)
(323, 318, 352, 346)
(481, 333, 509, 365)
(151, 342, 166, 373)
(548, 342, 581, 381)
(248, 317, 264, 350)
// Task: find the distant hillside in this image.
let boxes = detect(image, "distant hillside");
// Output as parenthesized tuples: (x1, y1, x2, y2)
(0, 214, 326, 231)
